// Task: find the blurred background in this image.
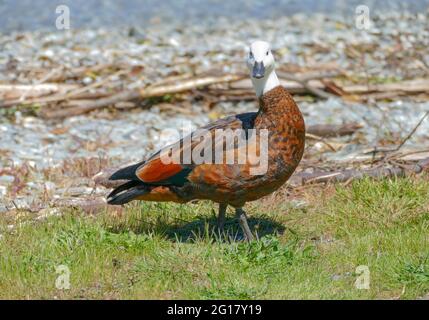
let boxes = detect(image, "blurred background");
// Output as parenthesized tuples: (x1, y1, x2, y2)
(0, 0, 429, 212)
(1, 0, 428, 31)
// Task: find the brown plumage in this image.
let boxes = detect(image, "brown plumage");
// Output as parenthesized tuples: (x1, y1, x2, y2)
(107, 41, 305, 240)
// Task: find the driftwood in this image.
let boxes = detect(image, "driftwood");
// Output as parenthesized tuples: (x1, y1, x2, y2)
(277, 71, 339, 99)
(0, 90, 112, 108)
(0, 84, 78, 102)
(358, 111, 429, 156)
(306, 122, 363, 137)
(343, 78, 429, 94)
(0, 67, 131, 108)
(2, 72, 429, 117)
(40, 73, 246, 118)
(228, 78, 325, 93)
(289, 157, 429, 186)
(226, 77, 429, 96)
(305, 133, 337, 151)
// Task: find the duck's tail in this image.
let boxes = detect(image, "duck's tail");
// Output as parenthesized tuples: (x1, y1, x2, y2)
(107, 180, 151, 205)
(107, 161, 150, 205)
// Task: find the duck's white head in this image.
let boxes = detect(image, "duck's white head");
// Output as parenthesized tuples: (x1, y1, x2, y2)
(247, 40, 274, 79)
(246, 41, 279, 97)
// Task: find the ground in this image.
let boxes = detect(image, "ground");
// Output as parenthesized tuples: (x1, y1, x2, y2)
(1, 176, 428, 299)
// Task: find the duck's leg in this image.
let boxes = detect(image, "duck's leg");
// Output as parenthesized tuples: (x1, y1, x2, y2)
(235, 208, 254, 241)
(217, 203, 227, 232)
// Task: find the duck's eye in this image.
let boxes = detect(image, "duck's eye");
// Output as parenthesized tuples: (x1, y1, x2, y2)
(266, 51, 269, 56)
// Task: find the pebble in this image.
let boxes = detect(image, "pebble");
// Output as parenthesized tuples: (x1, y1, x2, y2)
(0, 186, 8, 197)
(82, 76, 93, 85)
(0, 176, 14, 184)
(0, 204, 8, 214)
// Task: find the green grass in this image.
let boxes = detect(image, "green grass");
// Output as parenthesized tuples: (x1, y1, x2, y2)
(1, 177, 429, 299)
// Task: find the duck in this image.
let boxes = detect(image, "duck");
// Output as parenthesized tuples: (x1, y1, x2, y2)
(107, 41, 306, 241)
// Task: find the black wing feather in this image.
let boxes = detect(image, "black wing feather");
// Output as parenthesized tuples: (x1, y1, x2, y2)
(109, 161, 144, 181)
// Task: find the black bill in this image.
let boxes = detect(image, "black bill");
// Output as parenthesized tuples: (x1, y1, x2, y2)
(252, 61, 265, 79)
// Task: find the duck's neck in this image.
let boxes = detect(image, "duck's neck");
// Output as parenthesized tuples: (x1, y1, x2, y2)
(251, 70, 280, 98)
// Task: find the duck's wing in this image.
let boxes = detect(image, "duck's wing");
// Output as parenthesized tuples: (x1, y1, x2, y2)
(200, 111, 256, 132)
(109, 111, 257, 187)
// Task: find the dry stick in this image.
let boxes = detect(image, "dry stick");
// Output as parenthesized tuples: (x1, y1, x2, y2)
(1, 72, 190, 109)
(385, 148, 429, 162)
(300, 71, 343, 81)
(151, 72, 195, 87)
(365, 110, 429, 157)
(276, 69, 342, 81)
(0, 84, 79, 105)
(0, 63, 134, 107)
(3, 75, 428, 110)
(345, 78, 429, 94)
(276, 71, 337, 99)
(63, 69, 129, 99)
(42, 73, 246, 118)
(306, 122, 363, 138)
(18, 67, 64, 102)
(39, 90, 141, 118)
(140, 73, 246, 97)
(393, 110, 429, 152)
(6, 69, 129, 108)
(50, 62, 127, 82)
(194, 87, 256, 105)
(289, 156, 429, 186)
(0, 89, 113, 108)
(305, 133, 337, 152)
(226, 78, 429, 97)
